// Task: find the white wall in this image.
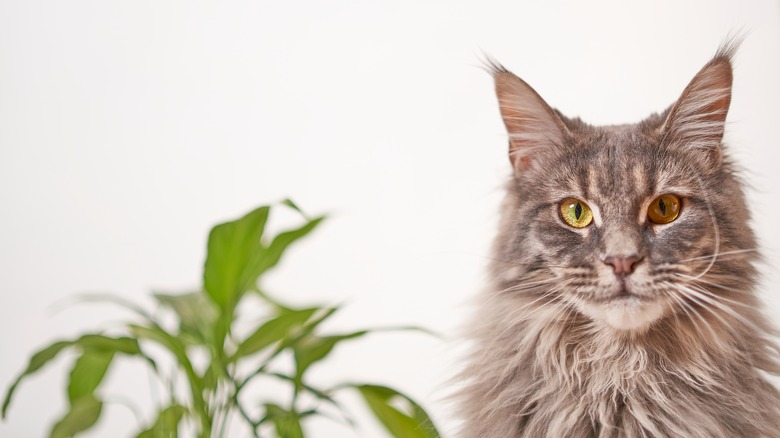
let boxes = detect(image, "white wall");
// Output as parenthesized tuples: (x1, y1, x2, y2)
(1, 1, 779, 436)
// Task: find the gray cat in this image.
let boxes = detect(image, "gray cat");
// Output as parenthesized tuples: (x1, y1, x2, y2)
(456, 42, 780, 437)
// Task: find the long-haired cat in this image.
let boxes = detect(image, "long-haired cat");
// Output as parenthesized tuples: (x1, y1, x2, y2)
(456, 42, 780, 437)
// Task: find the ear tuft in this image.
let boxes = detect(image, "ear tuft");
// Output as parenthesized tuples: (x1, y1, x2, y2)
(480, 55, 510, 77)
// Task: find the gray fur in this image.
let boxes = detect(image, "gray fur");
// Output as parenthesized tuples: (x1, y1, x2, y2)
(456, 43, 780, 437)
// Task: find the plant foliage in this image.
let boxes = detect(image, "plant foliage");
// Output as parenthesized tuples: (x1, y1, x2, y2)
(3, 201, 440, 437)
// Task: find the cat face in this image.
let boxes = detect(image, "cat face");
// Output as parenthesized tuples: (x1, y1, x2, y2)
(491, 47, 756, 331)
(512, 124, 724, 330)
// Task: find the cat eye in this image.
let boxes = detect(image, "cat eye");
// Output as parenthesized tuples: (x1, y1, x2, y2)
(560, 198, 593, 228)
(647, 194, 681, 224)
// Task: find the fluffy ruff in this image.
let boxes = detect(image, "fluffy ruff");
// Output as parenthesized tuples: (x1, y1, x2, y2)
(456, 277, 780, 437)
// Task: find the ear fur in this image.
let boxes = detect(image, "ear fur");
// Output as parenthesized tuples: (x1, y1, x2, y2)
(487, 60, 569, 172)
(660, 42, 738, 166)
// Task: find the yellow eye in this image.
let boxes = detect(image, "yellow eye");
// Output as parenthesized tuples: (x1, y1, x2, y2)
(647, 194, 681, 224)
(560, 198, 593, 228)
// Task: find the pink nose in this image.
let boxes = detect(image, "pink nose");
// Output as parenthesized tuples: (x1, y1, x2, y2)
(603, 255, 642, 276)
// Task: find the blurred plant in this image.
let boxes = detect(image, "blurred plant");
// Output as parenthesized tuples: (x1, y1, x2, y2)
(2, 201, 440, 438)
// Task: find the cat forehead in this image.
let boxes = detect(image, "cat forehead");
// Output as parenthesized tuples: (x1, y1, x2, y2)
(540, 123, 692, 199)
(570, 121, 657, 148)
(567, 121, 673, 166)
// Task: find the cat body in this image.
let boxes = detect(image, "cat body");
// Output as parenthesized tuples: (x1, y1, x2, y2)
(457, 44, 780, 437)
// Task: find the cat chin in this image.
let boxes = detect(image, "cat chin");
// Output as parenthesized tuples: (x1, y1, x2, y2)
(582, 299, 665, 331)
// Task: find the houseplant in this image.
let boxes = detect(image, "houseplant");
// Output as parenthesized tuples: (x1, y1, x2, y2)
(2, 201, 440, 437)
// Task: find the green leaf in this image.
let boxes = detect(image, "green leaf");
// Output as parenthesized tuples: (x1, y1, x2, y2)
(264, 403, 304, 438)
(75, 334, 141, 355)
(23, 341, 73, 374)
(49, 395, 103, 438)
(232, 307, 319, 361)
(293, 331, 368, 383)
(126, 323, 196, 385)
(67, 350, 114, 403)
(204, 203, 324, 308)
(127, 323, 210, 431)
(2, 340, 71, 418)
(267, 373, 356, 428)
(127, 324, 189, 370)
(280, 198, 308, 218)
(3, 334, 141, 420)
(289, 306, 339, 341)
(354, 385, 440, 438)
(261, 216, 325, 275)
(200, 365, 217, 392)
(135, 404, 188, 438)
(62, 293, 158, 323)
(154, 292, 218, 344)
(204, 205, 270, 310)
(234, 307, 341, 393)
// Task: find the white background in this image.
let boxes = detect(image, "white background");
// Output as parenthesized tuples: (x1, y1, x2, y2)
(2, 1, 779, 437)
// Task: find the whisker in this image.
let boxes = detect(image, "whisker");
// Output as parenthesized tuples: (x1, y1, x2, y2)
(437, 252, 582, 271)
(504, 287, 564, 318)
(677, 275, 750, 295)
(494, 289, 567, 340)
(676, 284, 755, 309)
(482, 274, 559, 310)
(680, 291, 729, 339)
(687, 175, 721, 280)
(676, 284, 761, 333)
(685, 284, 759, 317)
(677, 248, 757, 263)
(493, 277, 558, 296)
(663, 286, 682, 328)
(662, 285, 716, 341)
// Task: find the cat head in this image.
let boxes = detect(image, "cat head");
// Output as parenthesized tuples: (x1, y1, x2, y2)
(491, 43, 758, 332)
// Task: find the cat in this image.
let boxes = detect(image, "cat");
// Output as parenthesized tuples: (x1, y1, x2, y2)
(455, 41, 780, 437)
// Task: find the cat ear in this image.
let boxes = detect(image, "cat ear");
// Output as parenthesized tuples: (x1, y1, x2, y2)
(491, 64, 568, 172)
(660, 47, 734, 166)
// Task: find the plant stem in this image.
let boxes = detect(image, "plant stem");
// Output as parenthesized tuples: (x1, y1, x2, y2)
(183, 363, 211, 437)
(232, 391, 260, 438)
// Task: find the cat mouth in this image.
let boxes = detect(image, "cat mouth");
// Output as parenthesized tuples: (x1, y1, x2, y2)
(613, 283, 636, 298)
(592, 294, 651, 305)
(580, 292, 664, 330)
(593, 283, 652, 304)
(579, 281, 664, 330)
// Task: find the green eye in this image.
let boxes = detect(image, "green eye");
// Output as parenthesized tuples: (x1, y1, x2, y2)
(560, 198, 593, 228)
(647, 194, 681, 224)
